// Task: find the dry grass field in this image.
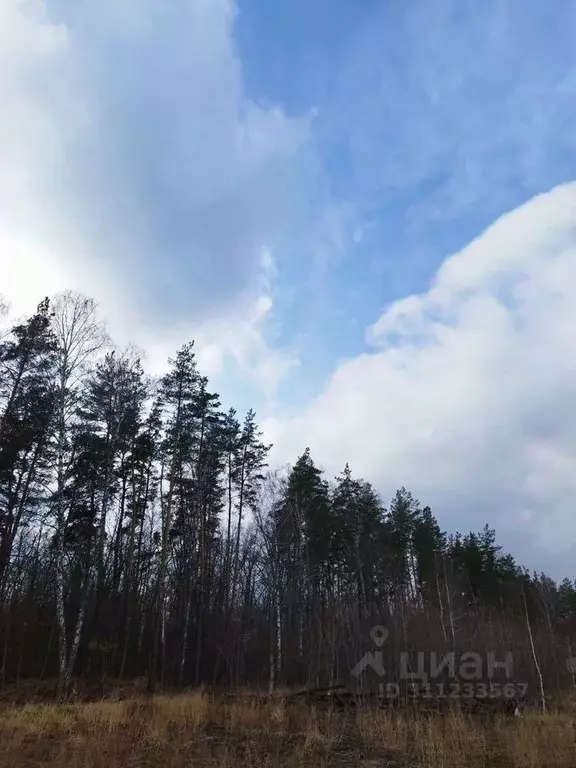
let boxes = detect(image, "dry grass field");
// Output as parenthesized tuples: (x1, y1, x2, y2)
(0, 688, 574, 767)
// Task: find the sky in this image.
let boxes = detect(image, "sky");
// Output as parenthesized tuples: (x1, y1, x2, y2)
(3, 0, 576, 578)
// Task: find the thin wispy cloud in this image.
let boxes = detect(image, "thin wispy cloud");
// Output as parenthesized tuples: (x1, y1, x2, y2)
(319, 0, 576, 217)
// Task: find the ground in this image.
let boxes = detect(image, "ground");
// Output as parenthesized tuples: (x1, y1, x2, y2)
(0, 684, 574, 766)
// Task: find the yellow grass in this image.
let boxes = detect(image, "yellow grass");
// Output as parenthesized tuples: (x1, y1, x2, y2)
(0, 691, 574, 766)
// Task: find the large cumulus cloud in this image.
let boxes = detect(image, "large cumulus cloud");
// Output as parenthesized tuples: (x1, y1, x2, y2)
(0, 0, 307, 394)
(264, 183, 576, 579)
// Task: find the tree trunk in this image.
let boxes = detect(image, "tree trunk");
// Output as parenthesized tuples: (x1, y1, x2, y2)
(523, 585, 546, 713)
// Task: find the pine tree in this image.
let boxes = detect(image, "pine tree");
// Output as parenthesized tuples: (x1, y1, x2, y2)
(332, 465, 383, 616)
(387, 487, 419, 604)
(412, 505, 445, 603)
(0, 299, 57, 601)
(1, 288, 576, 704)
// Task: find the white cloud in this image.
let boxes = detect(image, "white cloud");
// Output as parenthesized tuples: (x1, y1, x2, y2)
(137, 267, 299, 397)
(0, 0, 88, 316)
(265, 183, 576, 578)
(0, 0, 301, 397)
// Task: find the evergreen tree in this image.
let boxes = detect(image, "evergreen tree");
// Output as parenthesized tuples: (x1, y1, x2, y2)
(411, 505, 445, 603)
(0, 299, 57, 600)
(0, 288, 575, 704)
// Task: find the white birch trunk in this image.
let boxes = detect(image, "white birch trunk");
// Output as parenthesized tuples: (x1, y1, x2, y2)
(523, 586, 546, 713)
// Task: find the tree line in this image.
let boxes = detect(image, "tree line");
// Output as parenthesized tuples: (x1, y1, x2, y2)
(1, 292, 575, 704)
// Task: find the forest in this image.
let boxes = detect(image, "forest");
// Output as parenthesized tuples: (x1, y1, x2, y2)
(1, 291, 575, 706)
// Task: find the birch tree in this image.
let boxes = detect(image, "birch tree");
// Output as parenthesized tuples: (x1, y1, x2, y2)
(49, 291, 108, 697)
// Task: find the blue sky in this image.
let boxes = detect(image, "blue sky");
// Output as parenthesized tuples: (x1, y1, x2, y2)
(4, 0, 576, 575)
(234, 0, 576, 406)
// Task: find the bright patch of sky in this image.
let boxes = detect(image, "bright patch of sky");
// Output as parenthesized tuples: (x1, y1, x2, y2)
(3, 0, 576, 576)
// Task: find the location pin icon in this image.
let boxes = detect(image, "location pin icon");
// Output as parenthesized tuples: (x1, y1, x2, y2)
(370, 625, 388, 648)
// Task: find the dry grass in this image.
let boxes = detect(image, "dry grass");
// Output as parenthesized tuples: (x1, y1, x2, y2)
(0, 691, 574, 767)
